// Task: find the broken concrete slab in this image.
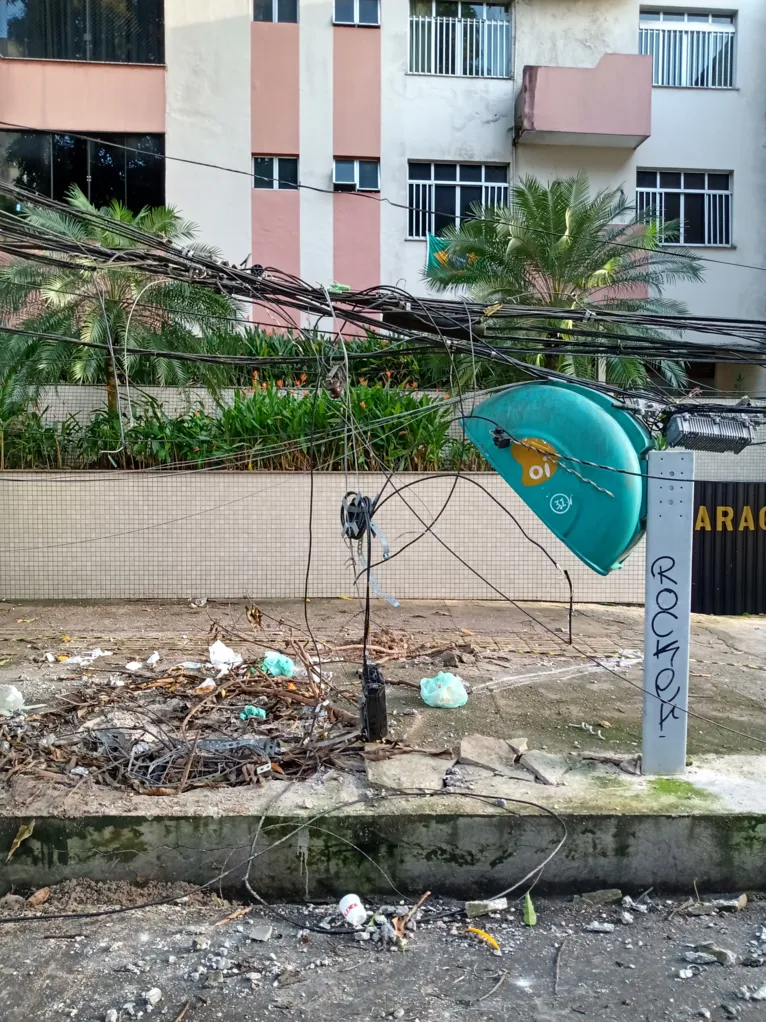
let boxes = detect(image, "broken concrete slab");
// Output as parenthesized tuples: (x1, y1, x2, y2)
(507, 737, 528, 756)
(458, 734, 531, 778)
(365, 752, 455, 791)
(520, 751, 569, 786)
(445, 763, 536, 794)
(574, 888, 623, 906)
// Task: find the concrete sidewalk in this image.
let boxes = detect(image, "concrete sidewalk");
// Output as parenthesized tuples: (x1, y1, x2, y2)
(1, 598, 765, 895)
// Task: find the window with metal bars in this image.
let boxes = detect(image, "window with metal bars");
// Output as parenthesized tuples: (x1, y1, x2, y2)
(639, 10, 735, 88)
(409, 0, 511, 78)
(636, 170, 732, 247)
(0, 130, 165, 213)
(408, 162, 508, 239)
(0, 0, 164, 63)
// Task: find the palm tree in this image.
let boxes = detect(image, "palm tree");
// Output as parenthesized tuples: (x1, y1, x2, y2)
(424, 173, 704, 390)
(0, 185, 241, 413)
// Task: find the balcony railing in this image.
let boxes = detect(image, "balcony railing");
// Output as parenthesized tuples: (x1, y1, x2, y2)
(639, 25, 735, 88)
(409, 16, 511, 79)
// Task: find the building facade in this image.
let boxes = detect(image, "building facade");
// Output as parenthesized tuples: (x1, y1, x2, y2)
(1, 0, 765, 386)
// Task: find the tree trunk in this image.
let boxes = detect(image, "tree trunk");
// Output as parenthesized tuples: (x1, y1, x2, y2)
(105, 353, 118, 415)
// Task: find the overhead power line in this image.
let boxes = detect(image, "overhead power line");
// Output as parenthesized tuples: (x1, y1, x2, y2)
(1, 119, 766, 276)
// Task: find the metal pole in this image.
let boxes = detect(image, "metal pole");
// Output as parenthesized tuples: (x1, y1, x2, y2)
(642, 449, 695, 775)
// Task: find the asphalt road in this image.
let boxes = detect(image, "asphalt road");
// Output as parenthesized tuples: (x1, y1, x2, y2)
(1, 882, 765, 1022)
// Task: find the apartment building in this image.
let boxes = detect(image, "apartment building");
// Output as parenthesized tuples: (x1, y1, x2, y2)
(0, 0, 764, 388)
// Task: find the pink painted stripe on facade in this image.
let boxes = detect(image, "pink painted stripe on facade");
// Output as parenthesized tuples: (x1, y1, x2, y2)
(333, 192, 380, 290)
(252, 189, 300, 295)
(251, 23, 299, 156)
(0, 58, 165, 133)
(333, 27, 381, 292)
(333, 27, 381, 158)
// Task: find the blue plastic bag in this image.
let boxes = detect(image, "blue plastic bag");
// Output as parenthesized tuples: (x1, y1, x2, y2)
(261, 652, 296, 678)
(420, 672, 468, 709)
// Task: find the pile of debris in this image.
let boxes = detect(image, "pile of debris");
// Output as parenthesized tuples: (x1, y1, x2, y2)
(0, 642, 361, 793)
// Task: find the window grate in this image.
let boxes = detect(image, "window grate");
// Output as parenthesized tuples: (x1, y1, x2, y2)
(408, 3, 511, 78)
(408, 163, 508, 239)
(636, 170, 732, 247)
(639, 11, 735, 88)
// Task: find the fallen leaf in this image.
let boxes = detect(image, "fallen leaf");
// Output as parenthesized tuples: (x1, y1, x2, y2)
(61, 635, 72, 642)
(16, 618, 36, 623)
(523, 891, 537, 927)
(460, 629, 474, 636)
(466, 927, 501, 951)
(6, 821, 35, 862)
(27, 887, 50, 908)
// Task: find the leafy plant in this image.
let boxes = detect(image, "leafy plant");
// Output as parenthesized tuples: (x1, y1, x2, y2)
(0, 186, 240, 411)
(425, 173, 705, 390)
(0, 384, 486, 472)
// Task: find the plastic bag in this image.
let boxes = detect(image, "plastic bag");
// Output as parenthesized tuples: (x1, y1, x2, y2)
(420, 671, 468, 708)
(208, 640, 243, 669)
(240, 705, 267, 721)
(261, 652, 296, 678)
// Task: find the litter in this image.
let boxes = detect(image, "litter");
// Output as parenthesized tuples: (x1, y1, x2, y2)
(261, 652, 296, 678)
(466, 927, 501, 952)
(58, 648, 113, 667)
(178, 661, 204, 670)
(194, 679, 216, 695)
(465, 898, 508, 919)
(147, 652, 160, 666)
(712, 894, 748, 912)
(125, 661, 143, 672)
(44, 653, 56, 663)
(209, 640, 243, 670)
(338, 894, 366, 927)
(240, 705, 267, 721)
(420, 672, 468, 708)
(0, 685, 24, 717)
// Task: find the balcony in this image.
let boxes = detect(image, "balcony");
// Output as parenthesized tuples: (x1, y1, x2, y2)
(409, 15, 511, 79)
(515, 54, 652, 148)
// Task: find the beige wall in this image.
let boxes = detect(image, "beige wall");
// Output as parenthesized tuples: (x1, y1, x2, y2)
(0, 471, 645, 602)
(164, 0, 252, 261)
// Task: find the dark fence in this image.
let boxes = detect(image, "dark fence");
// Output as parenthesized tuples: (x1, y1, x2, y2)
(692, 481, 766, 615)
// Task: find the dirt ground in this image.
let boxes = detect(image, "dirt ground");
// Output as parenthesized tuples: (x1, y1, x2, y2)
(1, 597, 765, 762)
(1, 880, 765, 1022)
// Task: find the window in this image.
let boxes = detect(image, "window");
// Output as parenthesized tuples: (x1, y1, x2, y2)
(0, 0, 164, 63)
(333, 0, 380, 26)
(0, 131, 165, 213)
(253, 157, 299, 189)
(639, 10, 735, 88)
(253, 0, 298, 22)
(636, 170, 732, 246)
(408, 162, 508, 238)
(333, 159, 380, 192)
(409, 0, 511, 78)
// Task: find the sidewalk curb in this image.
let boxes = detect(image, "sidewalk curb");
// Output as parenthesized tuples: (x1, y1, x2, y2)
(3, 809, 765, 898)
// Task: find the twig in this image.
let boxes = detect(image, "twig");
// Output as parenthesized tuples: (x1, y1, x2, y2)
(554, 938, 567, 995)
(667, 897, 693, 921)
(636, 886, 654, 904)
(178, 733, 199, 794)
(173, 1001, 191, 1022)
(43, 933, 85, 939)
(477, 971, 507, 1003)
